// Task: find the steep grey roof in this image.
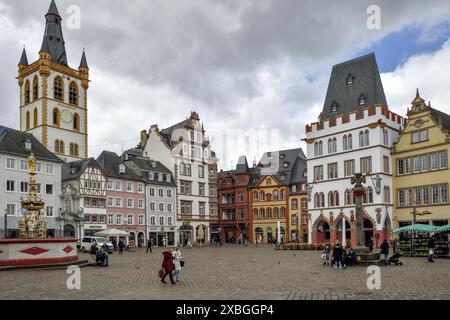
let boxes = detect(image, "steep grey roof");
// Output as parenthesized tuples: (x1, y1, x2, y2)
(257, 148, 306, 186)
(159, 119, 190, 148)
(321, 53, 387, 125)
(122, 147, 142, 158)
(41, 0, 68, 65)
(430, 107, 450, 132)
(124, 157, 176, 187)
(62, 158, 104, 181)
(0, 125, 62, 163)
(79, 50, 88, 69)
(97, 151, 143, 181)
(235, 155, 249, 174)
(19, 47, 28, 65)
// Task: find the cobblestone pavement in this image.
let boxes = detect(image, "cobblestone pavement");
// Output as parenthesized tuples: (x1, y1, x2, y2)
(1, 245, 450, 300)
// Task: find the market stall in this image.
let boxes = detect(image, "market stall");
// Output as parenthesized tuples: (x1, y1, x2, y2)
(393, 224, 449, 257)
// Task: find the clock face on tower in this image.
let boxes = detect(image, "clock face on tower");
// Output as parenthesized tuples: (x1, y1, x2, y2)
(61, 109, 72, 124)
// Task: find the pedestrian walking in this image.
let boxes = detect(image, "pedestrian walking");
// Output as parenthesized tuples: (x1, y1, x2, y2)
(118, 239, 125, 255)
(380, 239, 390, 266)
(100, 243, 109, 267)
(161, 250, 176, 284)
(112, 238, 117, 251)
(147, 238, 153, 253)
(367, 238, 373, 253)
(172, 247, 183, 282)
(333, 241, 344, 269)
(89, 243, 98, 264)
(323, 242, 331, 266)
(428, 236, 436, 263)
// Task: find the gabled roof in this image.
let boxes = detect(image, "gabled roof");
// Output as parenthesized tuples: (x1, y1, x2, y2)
(41, 0, 68, 65)
(321, 53, 387, 125)
(97, 151, 143, 181)
(257, 148, 306, 185)
(0, 125, 62, 163)
(62, 158, 104, 181)
(430, 107, 450, 132)
(124, 157, 176, 187)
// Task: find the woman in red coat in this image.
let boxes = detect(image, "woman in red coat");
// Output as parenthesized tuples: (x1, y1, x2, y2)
(161, 251, 176, 284)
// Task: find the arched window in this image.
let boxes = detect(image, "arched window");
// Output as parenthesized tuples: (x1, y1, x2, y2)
(328, 191, 334, 207)
(266, 193, 272, 202)
(26, 111, 30, 130)
(74, 144, 79, 157)
(359, 131, 364, 147)
(253, 208, 258, 219)
(318, 141, 323, 155)
(70, 143, 74, 156)
(53, 108, 60, 126)
(273, 190, 279, 200)
(281, 207, 286, 218)
(267, 208, 272, 219)
(33, 76, 39, 101)
(320, 193, 325, 208)
(345, 189, 351, 205)
(69, 81, 78, 105)
(260, 209, 265, 219)
(73, 113, 80, 132)
(359, 94, 367, 106)
(25, 80, 30, 104)
(253, 191, 258, 202)
(383, 128, 388, 146)
(314, 193, 319, 208)
(260, 191, 265, 202)
(333, 137, 337, 153)
(291, 199, 298, 210)
(343, 135, 348, 151)
(314, 142, 318, 156)
(55, 139, 60, 154)
(274, 207, 279, 217)
(281, 189, 286, 200)
(367, 187, 374, 203)
(384, 186, 390, 203)
(59, 140, 64, 155)
(33, 108, 38, 127)
(335, 191, 339, 206)
(364, 130, 370, 146)
(54, 77, 64, 101)
(348, 134, 353, 149)
(346, 73, 354, 85)
(328, 139, 333, 154)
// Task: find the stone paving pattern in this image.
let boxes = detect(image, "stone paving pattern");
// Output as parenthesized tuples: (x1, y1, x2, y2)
(1, 245, 450, 300)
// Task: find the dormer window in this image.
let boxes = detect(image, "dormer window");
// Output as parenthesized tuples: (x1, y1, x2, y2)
(119, 164, 126, 174)
(330, 101, 338, 113)
(24, 139, 32, 151)
(359, 94, 367, 106)
(346, 74, 354, 85)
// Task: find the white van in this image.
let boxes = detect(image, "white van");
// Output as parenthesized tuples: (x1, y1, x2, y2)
(80, 236, 114, 253)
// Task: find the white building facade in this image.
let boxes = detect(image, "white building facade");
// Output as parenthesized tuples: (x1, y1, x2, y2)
(305, 53, 405, 248)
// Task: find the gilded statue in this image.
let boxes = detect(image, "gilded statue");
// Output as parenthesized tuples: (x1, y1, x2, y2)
(28, 152, 36, 174)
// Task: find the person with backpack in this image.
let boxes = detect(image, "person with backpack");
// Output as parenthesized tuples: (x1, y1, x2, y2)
(380, 239, 390, 266)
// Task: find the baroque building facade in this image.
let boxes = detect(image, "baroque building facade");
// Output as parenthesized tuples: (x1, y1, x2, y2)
(392, 91, 450, 228)
(305, 53, 404, 248)
(18, 0, 89, 162)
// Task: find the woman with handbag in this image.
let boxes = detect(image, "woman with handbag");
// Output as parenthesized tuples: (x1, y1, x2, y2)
(160, 250, 176, 284)
(172, 247, 183, 282)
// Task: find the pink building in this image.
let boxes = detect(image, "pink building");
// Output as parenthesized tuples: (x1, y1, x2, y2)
(97, 151, 146, 247)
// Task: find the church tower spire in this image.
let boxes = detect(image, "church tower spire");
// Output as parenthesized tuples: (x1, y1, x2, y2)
(41, 0, 68, 65)
(18, 0, 90, 162)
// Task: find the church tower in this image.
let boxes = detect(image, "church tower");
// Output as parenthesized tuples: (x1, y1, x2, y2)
(18, 0, 89, 162)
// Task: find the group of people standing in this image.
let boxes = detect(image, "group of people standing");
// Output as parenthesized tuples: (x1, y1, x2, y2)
(160, 248, 183, 284)
(322, 241, 356, 269)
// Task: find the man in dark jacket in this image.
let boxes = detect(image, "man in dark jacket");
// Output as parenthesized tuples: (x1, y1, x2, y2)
(333, 241, 344, 269)
(118, 239, 125, 255)
(428, 236, 436, 263)
(380, 239, 390, 266)
(367, 238, 373, 253)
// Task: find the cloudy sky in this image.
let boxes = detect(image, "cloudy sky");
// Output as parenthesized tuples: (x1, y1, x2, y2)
(1, 0, 450, 169)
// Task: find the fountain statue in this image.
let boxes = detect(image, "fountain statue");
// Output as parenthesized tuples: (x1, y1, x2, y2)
(18, 153, 47, 238)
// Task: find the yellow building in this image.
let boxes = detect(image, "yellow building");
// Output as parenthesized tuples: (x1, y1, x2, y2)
(288, 192, 309, 243)
(392, 90, 450, 228)
(250, 175, 289, 244)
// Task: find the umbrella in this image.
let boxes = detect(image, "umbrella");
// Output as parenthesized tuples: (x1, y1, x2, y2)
(436, 224, 450, 233)
(95, 228, 130, 237)
(392, 224, 439, 234)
